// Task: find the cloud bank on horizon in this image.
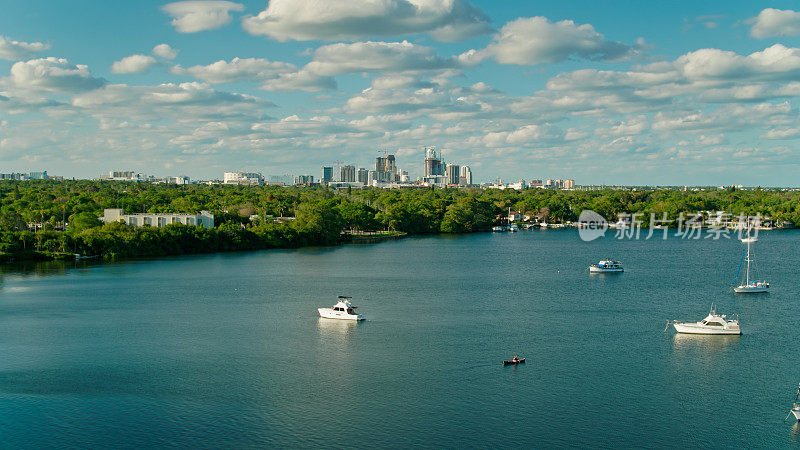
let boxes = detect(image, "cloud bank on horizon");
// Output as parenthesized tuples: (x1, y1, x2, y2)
(1, 1, 800, 185)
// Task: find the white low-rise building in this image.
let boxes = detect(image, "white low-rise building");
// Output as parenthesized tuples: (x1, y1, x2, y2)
(102, 208, 214, 228)
(223, 172, 263, 185)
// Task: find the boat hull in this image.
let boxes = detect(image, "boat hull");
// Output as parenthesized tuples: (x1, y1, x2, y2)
(318, 308, 364, 320)
(503, 358, 525, 365)
(793, 409, 800, 422)
(589, 267, 623, 273)
(673, 323, 740, 335)
(733, 285, 769, 293)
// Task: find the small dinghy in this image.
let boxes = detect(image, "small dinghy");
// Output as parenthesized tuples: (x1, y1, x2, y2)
(503, 356, 525, 365)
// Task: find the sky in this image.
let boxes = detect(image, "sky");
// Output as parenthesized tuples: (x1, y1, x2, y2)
(2, 0, 800, 185)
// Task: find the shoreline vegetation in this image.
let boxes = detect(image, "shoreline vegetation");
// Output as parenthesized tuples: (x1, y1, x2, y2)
(1, 180, 799, 264)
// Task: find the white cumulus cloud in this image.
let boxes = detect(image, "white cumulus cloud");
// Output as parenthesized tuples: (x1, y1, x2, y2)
(0, 35, 49, 61)
(460, 16, 635, 66)
(242, 0, 491, 42)
(152, 43, 179, 59)
(305, 40, 455, 76)
(111, 54, 159, 74)
(4, 57, 105, 93)
(176, 57, 336, 91)
(162, 1, 245, 33)
(179, 57, 296, 83)
(749, 8, 800, 38)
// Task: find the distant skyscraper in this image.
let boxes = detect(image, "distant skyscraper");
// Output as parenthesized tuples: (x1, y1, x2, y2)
(340, 165, 356, 182)
(564, 179, 575, 189)
(445, 163, 460, 185)
(423, 147, 444, 177)
(459, 166, 472, 186)
(357, 168, 368, 185)
(321, 166, 333, 183)
(375, 154, 397, 182)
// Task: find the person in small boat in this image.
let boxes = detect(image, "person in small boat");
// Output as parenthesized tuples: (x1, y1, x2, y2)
(512, 354, 518, 361)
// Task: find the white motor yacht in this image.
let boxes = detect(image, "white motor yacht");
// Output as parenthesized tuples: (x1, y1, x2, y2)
(318, 296, 365, 320)
(589, 260, 624, 273)
(733, 237, 769, 293)
(509, 224, 519, 232)
(669, 305, 740, 335)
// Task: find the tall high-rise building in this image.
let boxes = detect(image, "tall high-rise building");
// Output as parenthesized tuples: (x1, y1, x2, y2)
(459, 166, 472, 186)
(445, 163, 460, 185)
(423, 147, 444, 177)
(375, 154, 397, 182)
(339, 165, 356, 182)
(357, 168, 368, 185)
(321, 166, 333, 183)
(564, 179, 575, 189)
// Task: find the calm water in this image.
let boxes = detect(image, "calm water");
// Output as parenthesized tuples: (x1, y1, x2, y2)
(2, 230, 800, 448)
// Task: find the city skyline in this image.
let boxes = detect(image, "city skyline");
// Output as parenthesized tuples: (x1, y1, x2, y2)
(3, 2, 800, 185)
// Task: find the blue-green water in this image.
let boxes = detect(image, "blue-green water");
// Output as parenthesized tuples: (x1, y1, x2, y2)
(2, 231, 800, 448)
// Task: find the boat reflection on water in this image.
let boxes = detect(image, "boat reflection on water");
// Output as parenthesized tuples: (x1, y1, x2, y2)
(316, 317, 361, 341)
(790, 421, 800, 441)
(671, 333, 741, 352)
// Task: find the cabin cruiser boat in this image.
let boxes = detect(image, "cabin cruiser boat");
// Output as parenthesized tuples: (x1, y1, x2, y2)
(669, 305, 740, 335)
(589, 260, 624, 273)
(492, 225, 508, 232)
(508, 224, 519, 232)
(318, 296, 365, 320)
(733, 237, 769, 293)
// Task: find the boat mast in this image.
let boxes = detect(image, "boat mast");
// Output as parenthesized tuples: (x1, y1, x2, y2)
(745, 239, 751, 285)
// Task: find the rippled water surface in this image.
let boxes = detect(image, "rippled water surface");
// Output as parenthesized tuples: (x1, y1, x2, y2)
(2, 231, 800, 447)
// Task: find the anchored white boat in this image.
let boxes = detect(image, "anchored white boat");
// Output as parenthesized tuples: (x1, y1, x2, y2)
(509, 224, 519, 232)
(787, 383, 800, 422)
(589, 260, 624, 273)
(669, 305, 740, 335)
(318, 296, 365, 321)
(733, 237, 769, 293)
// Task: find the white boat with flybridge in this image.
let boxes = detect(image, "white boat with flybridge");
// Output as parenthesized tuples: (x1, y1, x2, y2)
(786, 383, 800, 422)
(318, 296, 365, 320)
(733, 236, 769, 293)
(667, 305, 741, 335)
(589, 259, 624, 273)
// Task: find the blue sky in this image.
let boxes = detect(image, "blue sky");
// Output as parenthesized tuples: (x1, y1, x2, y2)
(2, 1, 800, 185)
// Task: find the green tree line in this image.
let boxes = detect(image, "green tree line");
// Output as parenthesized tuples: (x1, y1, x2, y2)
(1, 180, 798, 262)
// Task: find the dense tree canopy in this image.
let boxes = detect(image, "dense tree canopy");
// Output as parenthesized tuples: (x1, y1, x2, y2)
(1, 179, 798, 263)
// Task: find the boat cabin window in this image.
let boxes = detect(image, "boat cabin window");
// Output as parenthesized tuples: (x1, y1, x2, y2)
(346, 308, 354, 314)
(707, 321, 723, 327)
(333, 307, 343, 311)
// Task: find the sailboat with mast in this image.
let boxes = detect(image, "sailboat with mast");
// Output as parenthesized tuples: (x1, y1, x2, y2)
(786, 383, 800, 422)
(733, 236, 769, 293)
